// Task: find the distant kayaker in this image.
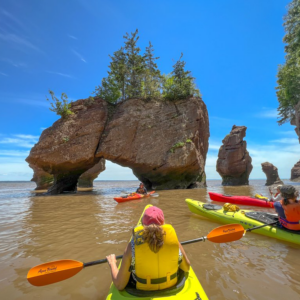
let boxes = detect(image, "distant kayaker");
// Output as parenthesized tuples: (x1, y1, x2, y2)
(106, 206, 190, 291)
(136, 182, 147, 195)
(269, 185, 283, 202)
(274, 185, 300, 231)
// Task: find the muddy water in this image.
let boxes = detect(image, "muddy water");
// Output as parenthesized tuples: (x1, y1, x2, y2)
(0, 180, 300, 300)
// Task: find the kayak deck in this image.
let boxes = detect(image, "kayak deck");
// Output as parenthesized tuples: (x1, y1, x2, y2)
(106, 205, 209, 299)
(208, 192, 274, 208)
(186, 199, 300, 245)
(114, 191, 155, 203)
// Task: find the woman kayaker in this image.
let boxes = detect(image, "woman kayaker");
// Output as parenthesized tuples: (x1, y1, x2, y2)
(269, 185, 283, 202)
(135, 182, 147, 195)
(106, 206, 190, 291)
(274, 185, 300, 231)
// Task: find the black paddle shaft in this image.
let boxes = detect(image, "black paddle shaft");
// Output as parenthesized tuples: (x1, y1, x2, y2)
(83, 237, 206, 268)
(246, 221, 279, 232)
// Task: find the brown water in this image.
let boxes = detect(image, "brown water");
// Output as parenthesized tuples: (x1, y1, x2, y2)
(1, 180, 300, 300)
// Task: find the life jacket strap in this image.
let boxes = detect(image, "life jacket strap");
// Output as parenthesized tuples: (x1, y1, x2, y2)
(279, 216, 300, 225)
(135, 271, 177, 285)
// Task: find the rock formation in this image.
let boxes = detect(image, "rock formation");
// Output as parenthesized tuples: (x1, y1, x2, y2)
(26, 98, 109, 194)
(261, 162, 283, 186)
(29, 164, 53, 190)
(78, 159, 106, 187)
(216, 125, 253, 186)
(26, 97, 209, 193)
(291, 160, 300, 181)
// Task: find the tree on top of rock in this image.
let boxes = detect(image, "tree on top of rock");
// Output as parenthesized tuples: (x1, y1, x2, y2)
(276, 0, 300, 125)
(142, 41, 161, 99)
(162, 53, 200, 101)
(123, 29, 145, 99)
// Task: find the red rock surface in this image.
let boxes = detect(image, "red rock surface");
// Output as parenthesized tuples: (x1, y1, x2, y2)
(78, 159, 106, 187)
(96, 97, 209, 190)
(26, 98, 108, 194)
(291, 160, 300, 182)
(261, 162, 283, 186)
(216, 125, 253, 186)
(26, 97, 209, 193)
(29, 164, 53, 190)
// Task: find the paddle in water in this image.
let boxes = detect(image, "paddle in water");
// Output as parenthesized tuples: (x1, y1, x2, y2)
(27, 223, 245, 287)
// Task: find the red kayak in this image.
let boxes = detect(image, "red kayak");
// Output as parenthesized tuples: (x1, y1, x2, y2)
(114, 191, 155, 203)
(208, 192, 274, 208)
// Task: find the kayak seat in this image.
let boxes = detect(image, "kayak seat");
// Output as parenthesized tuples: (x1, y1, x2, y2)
(245, 211, 278, 224)
(125, 269, 187, 297)
(202, 204, 222, 210)
(245, 211, 300, 234)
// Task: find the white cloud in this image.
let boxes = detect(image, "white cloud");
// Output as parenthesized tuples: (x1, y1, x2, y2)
(72, 49, 86, 63)
(1, 58, 27, 68)
(0, 33, 42, 53)
(0, 134, 39, 148)
(68, 34, 77, 40)
(47, 71, 75, 79)
(0, 72, 8, 76)
(0, 150, 29, 157)
(255, 109, 278, 118)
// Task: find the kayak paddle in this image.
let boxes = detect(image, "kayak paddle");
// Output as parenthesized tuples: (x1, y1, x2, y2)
(27, 223, 245, 287)
(120, 192, 159, 197)
(245, 221, 279, 232)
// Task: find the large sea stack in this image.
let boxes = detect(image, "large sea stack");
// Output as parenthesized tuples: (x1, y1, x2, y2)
(26, 96, 209, 193)
(216, 125, 253, 186)
(261, 162, 283, 186)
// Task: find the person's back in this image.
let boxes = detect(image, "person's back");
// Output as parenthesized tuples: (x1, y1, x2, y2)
(274, 185, 300, 231)
(106, 206, 190, 291)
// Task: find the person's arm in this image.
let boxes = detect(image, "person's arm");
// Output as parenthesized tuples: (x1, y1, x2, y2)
(106, 243, 132, 291)
(178, 243, 190, 272)
(273, 193, 281, 202)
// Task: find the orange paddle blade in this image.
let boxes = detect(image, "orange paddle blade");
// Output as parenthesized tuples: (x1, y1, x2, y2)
(207, 224, 245, 243)
(27, 259, 83, 286)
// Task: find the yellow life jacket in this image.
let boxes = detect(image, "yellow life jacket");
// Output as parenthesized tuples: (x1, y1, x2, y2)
(133, 224, 179, 291)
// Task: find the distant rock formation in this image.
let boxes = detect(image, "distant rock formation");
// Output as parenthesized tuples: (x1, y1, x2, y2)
(291, 160, 300, 182)
(78, 159, 106, 187)
(216, 125, 253, 186)
(261, 162, 283, 186)
(26, 96, 209, 194)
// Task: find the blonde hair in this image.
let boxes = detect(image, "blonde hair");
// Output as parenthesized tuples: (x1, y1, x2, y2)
(142, 224, 165, 253)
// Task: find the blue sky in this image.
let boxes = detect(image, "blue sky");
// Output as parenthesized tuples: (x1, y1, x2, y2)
(0, 0, 298, 181)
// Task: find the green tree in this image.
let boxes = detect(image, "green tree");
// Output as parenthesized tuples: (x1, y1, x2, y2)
(162, 53, 200, 101)
(276, 0, 300, 125)
(142, 42, 161, 99)
(46, 90, 73, 118)
(94, 75, 121, 104)
(123, 29, 145, 98)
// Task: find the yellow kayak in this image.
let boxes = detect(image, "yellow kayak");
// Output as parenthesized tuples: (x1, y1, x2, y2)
(106, 204, 209, 299)
(186, 199, 300, 245)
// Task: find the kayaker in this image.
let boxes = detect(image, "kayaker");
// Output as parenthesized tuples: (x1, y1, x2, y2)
(274, 185, 300, 231)
(269, 185, 283, 202)
(135, 182, 147, 195)
(106, 206, 190, 291)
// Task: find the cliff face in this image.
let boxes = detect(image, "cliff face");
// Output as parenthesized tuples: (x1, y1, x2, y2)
(261, 162, 283, 186)
(96, 98, 209, 189)
(26, 98, 108, 194)
(216, 125, 252, 186)
(291, 160, 300, 181)
(26, 97, 210, 193)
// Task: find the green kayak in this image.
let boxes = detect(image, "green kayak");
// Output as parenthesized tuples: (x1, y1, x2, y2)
(186, 198, 300, 245)
(106, 204, 209, 299)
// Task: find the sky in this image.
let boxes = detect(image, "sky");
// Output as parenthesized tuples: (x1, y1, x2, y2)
(0, 0, 298, 182)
